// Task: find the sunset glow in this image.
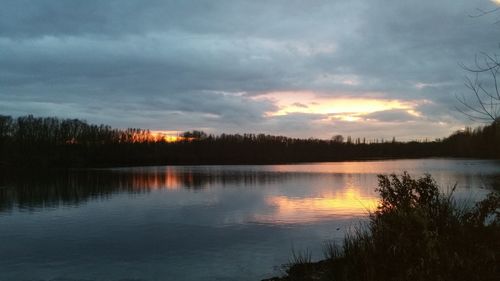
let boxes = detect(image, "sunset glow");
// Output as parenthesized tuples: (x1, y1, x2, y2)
(2, 1, 500, 280)
(2, 1, 496, 140)
(150, 130, 184, 142)
(258, 92, 418, 119)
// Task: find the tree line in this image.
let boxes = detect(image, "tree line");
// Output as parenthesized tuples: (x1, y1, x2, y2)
(0, 115, 498, 168)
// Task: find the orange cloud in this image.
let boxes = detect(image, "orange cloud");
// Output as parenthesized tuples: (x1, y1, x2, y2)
(255, 91, 421, 121)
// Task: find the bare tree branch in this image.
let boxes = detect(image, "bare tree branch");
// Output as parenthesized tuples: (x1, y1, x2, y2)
(456, 6, 500, 123)
(458, 53, 500, 123)
(469, 7, 500, 18)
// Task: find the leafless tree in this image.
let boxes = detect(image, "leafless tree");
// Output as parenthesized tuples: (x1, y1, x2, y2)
(457, 53, 500, 122)
(456, 7, 500, 123)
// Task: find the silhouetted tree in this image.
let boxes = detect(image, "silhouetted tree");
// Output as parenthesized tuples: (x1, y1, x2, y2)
(0, 115, 497, 168)
(331, 135, 344, 143)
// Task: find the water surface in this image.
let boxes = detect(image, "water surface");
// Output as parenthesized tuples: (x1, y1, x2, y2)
(0, 159, 499, 281)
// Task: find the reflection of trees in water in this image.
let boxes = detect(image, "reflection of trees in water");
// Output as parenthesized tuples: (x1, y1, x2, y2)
(0, 169, 304, 212)
(1, 168, 496, 213)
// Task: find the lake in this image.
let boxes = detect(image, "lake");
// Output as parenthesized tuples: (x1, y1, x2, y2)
(1, 159, 499, 281)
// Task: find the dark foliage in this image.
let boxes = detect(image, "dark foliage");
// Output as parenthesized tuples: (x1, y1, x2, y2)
(0, 115, 499, 168)
(442, 120, 500, 158)
(272, 173, 500, 281)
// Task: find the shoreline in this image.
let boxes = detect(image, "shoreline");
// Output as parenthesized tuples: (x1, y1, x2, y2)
(2, 156, 496, 171)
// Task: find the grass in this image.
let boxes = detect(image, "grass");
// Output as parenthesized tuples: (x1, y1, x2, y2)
(266, 172, 500, 281)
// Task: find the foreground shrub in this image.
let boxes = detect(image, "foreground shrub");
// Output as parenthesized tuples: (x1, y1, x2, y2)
(274, 172, 499, 281)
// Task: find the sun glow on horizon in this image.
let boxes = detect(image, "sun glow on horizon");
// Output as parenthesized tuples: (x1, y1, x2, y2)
(150, 130, 184, 142)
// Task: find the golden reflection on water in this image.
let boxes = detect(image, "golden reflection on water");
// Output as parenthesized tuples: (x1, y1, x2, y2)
(123, 168, 201, 190)
(120, 167, 382, 224)
(256, 186, 379, 224)
(4, 160, 498, 224)
(115, 168, 381, 223)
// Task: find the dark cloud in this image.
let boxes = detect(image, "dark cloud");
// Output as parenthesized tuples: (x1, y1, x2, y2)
(1, 0, 499, 138)
(363, 110, 419, 122)
(292, 102, 309, 108)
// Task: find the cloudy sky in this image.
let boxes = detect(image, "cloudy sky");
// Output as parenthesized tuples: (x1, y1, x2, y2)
(1, 0, 500, 140)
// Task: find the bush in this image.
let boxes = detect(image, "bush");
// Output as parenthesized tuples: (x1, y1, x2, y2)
(275, 172, 500, 281)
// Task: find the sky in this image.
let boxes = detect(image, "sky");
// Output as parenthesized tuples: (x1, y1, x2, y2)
(1, 0, 500, 140)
